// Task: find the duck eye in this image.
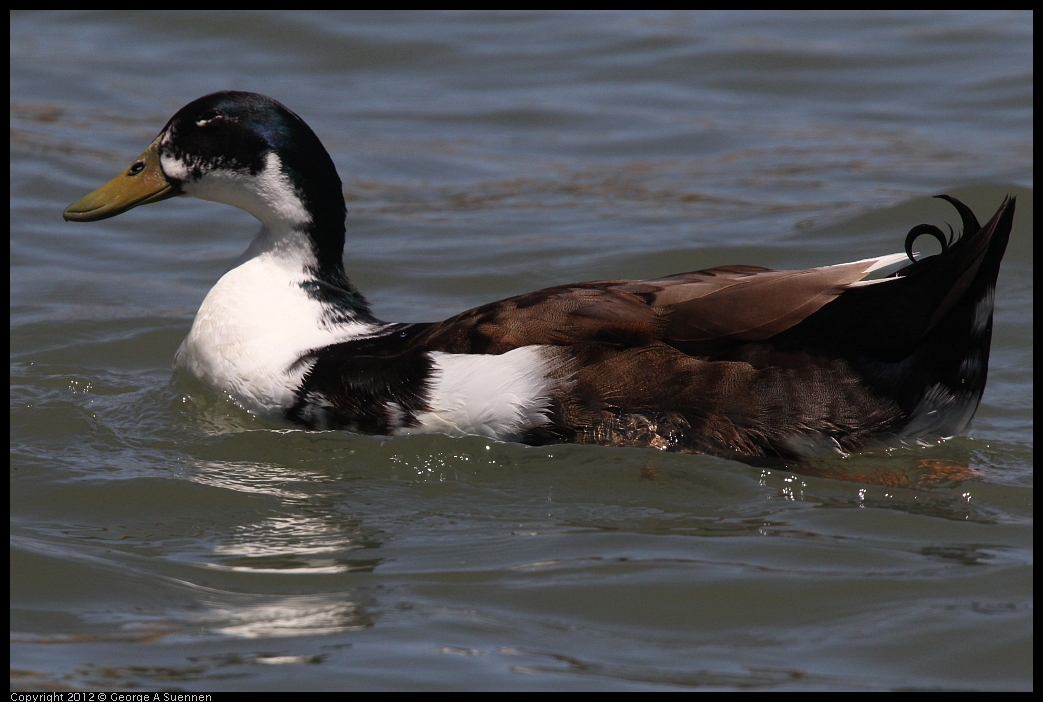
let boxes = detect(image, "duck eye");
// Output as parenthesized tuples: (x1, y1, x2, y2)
(128, 161, 146, 175)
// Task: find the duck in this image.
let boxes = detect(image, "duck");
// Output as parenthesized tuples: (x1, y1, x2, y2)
(64, 91, 1015, 462)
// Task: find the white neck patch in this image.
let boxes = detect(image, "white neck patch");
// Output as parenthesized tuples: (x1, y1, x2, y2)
(162, 149, 311, 232)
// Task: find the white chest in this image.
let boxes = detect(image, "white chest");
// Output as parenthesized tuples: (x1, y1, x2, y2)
(174, 255, 374, 415)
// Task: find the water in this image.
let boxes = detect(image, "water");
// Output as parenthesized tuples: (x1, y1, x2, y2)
(10, 11, 1032, 690)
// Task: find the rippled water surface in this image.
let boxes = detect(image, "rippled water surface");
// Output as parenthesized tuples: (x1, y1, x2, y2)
(11, 11, 1032, 690)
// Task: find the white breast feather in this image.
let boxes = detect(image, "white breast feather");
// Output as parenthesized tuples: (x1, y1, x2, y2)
(174, 253, 375, 416)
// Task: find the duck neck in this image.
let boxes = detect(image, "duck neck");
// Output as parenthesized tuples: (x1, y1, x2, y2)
(296, 175, 376, 325)
(228, 152, 375, 325)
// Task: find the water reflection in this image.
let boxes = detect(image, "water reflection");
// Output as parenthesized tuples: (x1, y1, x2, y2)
(184, 460, 384, 574)
(204, 596, 372, 638)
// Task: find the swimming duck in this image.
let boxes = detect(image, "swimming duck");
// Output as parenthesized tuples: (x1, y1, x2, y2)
(64, 91, 1015, 461)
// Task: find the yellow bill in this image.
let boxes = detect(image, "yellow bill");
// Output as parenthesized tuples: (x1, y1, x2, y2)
(64, 136, 178, 222)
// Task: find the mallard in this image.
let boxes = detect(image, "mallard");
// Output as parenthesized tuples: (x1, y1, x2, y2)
(64, 91, 1015, 461)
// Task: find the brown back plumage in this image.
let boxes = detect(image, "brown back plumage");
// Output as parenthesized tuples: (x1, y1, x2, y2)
(413, 257, 895, 356)
(406, 195, 1015, 461)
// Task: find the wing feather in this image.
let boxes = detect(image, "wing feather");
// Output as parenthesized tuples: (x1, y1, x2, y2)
(412, 254, 903, 355)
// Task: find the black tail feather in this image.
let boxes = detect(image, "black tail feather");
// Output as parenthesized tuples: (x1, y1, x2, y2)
(935, 193, 982, 238)
(772, 195, 1014, 427)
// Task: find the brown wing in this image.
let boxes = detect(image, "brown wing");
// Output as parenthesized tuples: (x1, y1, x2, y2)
(411, 256, 901, 355)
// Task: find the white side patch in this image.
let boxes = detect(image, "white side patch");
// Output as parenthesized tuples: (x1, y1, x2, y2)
(406, 347, 559, 441)
(899, 383, 979, 442)
(971, 285, 995, 336)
